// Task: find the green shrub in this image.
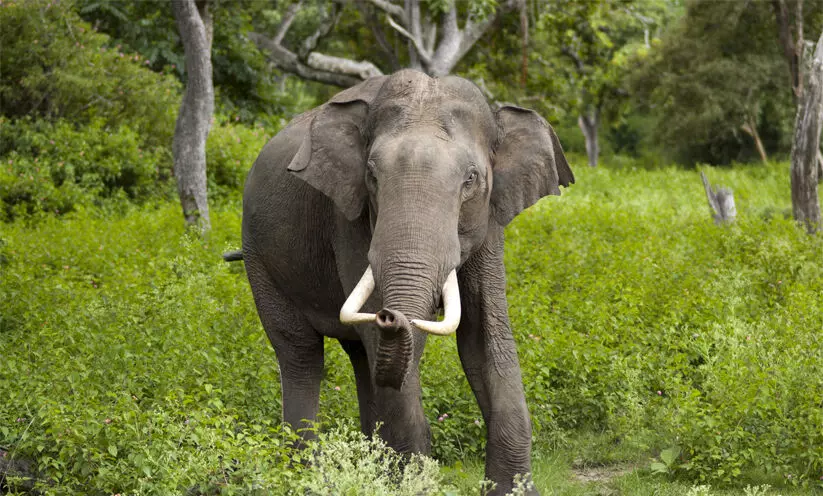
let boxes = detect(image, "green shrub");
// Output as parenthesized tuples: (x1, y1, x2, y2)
(206, 121, 278, 201)
(502, 163, 823, 485)
(298, 423, 447, 495)
(0, 117, 172, 220)
(0, 0, 180, 147)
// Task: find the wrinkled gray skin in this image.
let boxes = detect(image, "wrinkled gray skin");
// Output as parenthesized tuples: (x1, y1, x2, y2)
(241, 70, 573, 495)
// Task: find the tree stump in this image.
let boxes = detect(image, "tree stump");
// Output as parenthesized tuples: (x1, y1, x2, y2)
(700, 171, 736, 224)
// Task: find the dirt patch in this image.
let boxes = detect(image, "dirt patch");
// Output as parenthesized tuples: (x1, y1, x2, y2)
(571, 463, 637, 483)
(0, 448, 38, 493)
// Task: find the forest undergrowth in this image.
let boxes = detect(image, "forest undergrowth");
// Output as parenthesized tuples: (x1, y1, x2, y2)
(2, 162, 822, 494)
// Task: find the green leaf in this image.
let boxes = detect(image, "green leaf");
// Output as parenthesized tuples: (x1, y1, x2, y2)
(661, 446, 681, 466)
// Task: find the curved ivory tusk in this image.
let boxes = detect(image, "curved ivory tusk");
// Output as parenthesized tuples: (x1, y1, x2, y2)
(339, 266, 378, 325)
(411, 269, 461, 336)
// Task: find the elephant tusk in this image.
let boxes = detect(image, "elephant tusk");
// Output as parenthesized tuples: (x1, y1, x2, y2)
(411, 269, 461, 336)
(340, 266, 378, 325)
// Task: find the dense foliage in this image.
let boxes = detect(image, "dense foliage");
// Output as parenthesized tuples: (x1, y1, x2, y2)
(0, 0, 179, 142)
(2, 163, 822, 493)
(73, 0, 322, 124)
(0, 1, 277, 220)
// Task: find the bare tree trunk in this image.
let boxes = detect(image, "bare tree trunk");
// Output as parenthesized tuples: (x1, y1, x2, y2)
(578, 111, 599, 167)
(772, 0, 803, 102)
(172, 0, 214, 232)
(520, 3, 528, 88)
(741, 118, 768, 163)
(791, 32, 823, 233)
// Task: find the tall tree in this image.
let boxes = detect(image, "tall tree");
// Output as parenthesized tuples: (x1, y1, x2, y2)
(771, 0, 823, 231)
(172, 0, 214, 231)
(538, 0, 668, 167)
(629, 0, 795, 165)
(790, 31, 823, 232)
(249, 0, 522, 85)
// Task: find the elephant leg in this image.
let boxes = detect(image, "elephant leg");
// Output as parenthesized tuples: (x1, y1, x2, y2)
(246, 260, 324, 445)
(372, 370, 431, 455)
(339, 339, 377, 436)
(457, 337, 534, 495)
(456, 226, 537, 496)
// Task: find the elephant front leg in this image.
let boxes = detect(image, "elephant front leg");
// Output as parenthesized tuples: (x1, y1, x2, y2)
(456, 228, 538, 496)
(467, 363, 535, 495)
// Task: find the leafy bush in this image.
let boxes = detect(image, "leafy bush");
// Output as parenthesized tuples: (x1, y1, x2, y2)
(0, 0, 180, 147)
(0, 115, 276, 220)
(206, 121, 277, 201)
(503, 163, 823, 485)
(298, 423, 446, 495)
(0, 117, 172, 220)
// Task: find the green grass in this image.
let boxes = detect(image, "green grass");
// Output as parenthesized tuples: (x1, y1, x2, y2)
(1, 160, 822, 494)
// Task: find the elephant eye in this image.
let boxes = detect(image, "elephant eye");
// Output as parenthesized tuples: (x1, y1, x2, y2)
(366, 160, 377, 179)
(464, 169, 478, 187)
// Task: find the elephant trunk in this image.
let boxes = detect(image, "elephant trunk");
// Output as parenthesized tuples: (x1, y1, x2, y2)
(362, 180, 462, 389)
(372, 257, 439, 389)
(374, 308, 415, 389)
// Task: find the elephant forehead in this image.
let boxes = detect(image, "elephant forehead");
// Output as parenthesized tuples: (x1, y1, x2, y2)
(371, 134, 479, 176)
(379, 69, 438, 103)
(371, 84, 495, 146)
(371, 98, 494, 143)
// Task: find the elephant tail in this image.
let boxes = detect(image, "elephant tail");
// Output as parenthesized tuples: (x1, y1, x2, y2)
(222, 249, 244, 262)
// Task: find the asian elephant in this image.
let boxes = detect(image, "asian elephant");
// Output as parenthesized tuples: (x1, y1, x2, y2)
(239, 69, 573, 495)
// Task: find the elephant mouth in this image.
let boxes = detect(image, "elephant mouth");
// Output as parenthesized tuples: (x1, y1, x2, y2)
(339, 266, 461, 389)
(339, 266, 461, 335)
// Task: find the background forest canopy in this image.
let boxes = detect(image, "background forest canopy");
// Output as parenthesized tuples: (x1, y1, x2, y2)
(3, 0, 823, 213)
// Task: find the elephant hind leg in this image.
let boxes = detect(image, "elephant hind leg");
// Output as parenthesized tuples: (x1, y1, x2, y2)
(246, 260, 324, 444)
(339, 339, 377, 436)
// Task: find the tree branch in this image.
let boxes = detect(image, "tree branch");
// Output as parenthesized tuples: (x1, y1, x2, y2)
(250, 32, 367, 87)
(423, 11, 437, 54)
(273, 1, 302, 45)
(364, 0, 406, 24)
(405, 0, 422, 68)
(387, 14, 431, 64)
(359, 3, 401, 70)
(561, 45, 585, 72)
(428, 0, 519, 77)
(772, 0, 801, 101)
(428, 5, 460, 76)
(298, 2, 341, 60)
(307, 52, 383, 79)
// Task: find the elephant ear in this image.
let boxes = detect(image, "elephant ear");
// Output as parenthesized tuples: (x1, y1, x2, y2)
(287, 76, 387, 221)
(490, 105, 574, 226)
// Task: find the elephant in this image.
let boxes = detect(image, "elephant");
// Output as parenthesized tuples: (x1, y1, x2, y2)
(238, 69, 573, 495)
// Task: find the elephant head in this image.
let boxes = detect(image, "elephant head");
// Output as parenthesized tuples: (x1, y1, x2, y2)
(287, 70, 573, 389)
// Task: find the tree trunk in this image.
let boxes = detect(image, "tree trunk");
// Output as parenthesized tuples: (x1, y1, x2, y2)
(520, 3, 528, 88)
(741, 118, 768, 163)
(771, 0, 803, 102)
(172, 0, 214, 232)
(790, 32, 823, 233)
(578, 111, 599, 167)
